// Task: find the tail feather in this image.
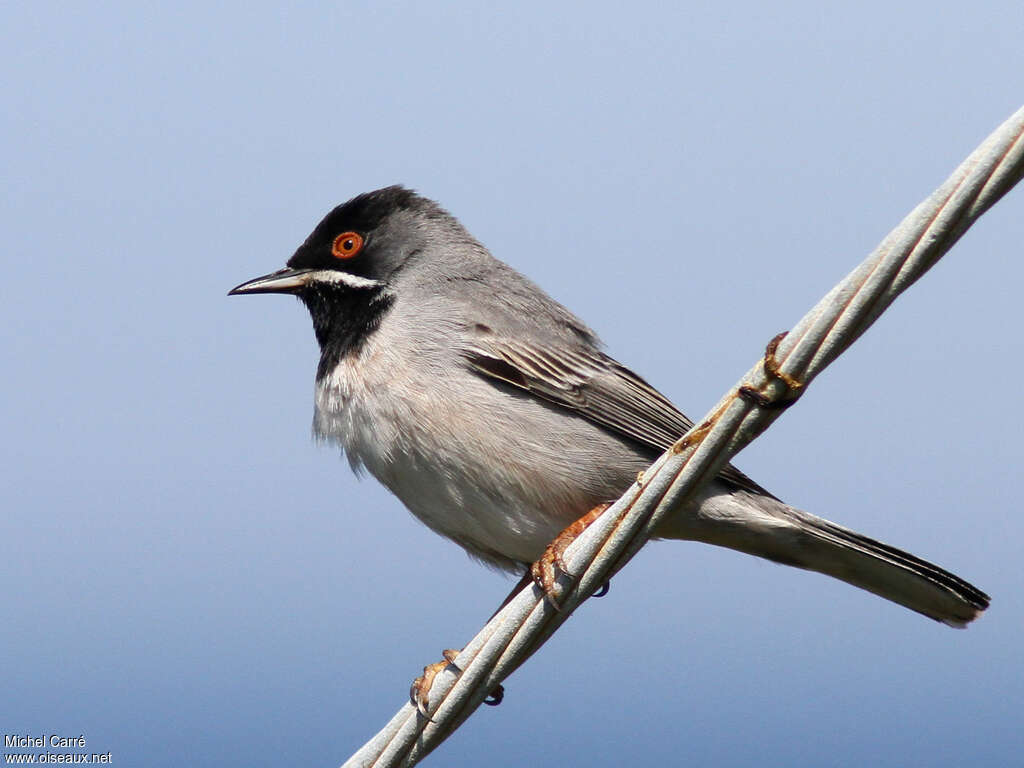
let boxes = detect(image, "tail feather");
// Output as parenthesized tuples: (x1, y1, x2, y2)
(804, 515, 989, 624)
(665, 491, 990, 627)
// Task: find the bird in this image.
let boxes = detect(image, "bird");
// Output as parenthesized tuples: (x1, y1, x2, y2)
(229, 185, 989, 629)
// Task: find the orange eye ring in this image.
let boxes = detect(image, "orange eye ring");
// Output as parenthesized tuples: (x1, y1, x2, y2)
(331, 231, 364, 259)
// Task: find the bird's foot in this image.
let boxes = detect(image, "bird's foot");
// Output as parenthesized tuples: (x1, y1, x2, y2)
(410, 649, 505, 717)
(530, 503, 611, 609)
(410, 649, 460, 718)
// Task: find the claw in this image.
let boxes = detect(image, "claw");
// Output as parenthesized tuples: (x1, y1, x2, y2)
(484, 684, 505, 706)
(530, 503, 611, 609)
(530, 555, 563, 609)
(410, 648, 460, 718)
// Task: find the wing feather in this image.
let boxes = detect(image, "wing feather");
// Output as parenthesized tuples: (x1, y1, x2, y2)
(462, 334, 774, 498)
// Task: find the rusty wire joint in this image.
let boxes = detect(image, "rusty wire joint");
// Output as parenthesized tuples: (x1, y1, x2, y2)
(738, 331, 805, 410)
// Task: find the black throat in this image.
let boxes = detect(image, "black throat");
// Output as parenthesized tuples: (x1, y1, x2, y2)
(300, 284, 394, 381)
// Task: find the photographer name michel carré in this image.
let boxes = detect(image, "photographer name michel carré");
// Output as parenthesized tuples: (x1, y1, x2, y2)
(6, 736, 87, 749)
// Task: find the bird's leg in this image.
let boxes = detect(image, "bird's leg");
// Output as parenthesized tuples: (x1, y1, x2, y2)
(531, 502, 611, 609)
(411, 505, 614, 713)
(410, 577, 528, 717)
(488, 570, 534, 620)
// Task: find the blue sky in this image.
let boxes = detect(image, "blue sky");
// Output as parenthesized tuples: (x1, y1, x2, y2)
(2, 2, 1022, 766)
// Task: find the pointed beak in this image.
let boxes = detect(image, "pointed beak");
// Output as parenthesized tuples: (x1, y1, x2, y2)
(227, 267, 316, 296)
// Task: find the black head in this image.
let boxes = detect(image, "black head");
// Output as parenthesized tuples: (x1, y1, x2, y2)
(229, 185, 452, 296)
(229, 185, 452, 373)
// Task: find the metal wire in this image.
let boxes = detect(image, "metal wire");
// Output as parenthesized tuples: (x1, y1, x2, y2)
(342, 104, 1024, 768)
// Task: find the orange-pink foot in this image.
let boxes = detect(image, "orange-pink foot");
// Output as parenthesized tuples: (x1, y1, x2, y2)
(410, 648, 460, 718)
(530, 503, 611, 609)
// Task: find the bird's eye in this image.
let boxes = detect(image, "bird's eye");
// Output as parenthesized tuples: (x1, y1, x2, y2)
(331, 231, 364, 259)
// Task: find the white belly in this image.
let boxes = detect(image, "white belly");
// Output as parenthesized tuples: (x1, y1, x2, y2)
(312, 345, 648, 570)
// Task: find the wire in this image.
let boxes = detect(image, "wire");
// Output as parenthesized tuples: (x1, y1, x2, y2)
(342, 104, 1024, 768)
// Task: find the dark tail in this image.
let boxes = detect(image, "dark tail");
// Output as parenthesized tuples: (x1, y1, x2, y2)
(664, 492, 990, 627)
